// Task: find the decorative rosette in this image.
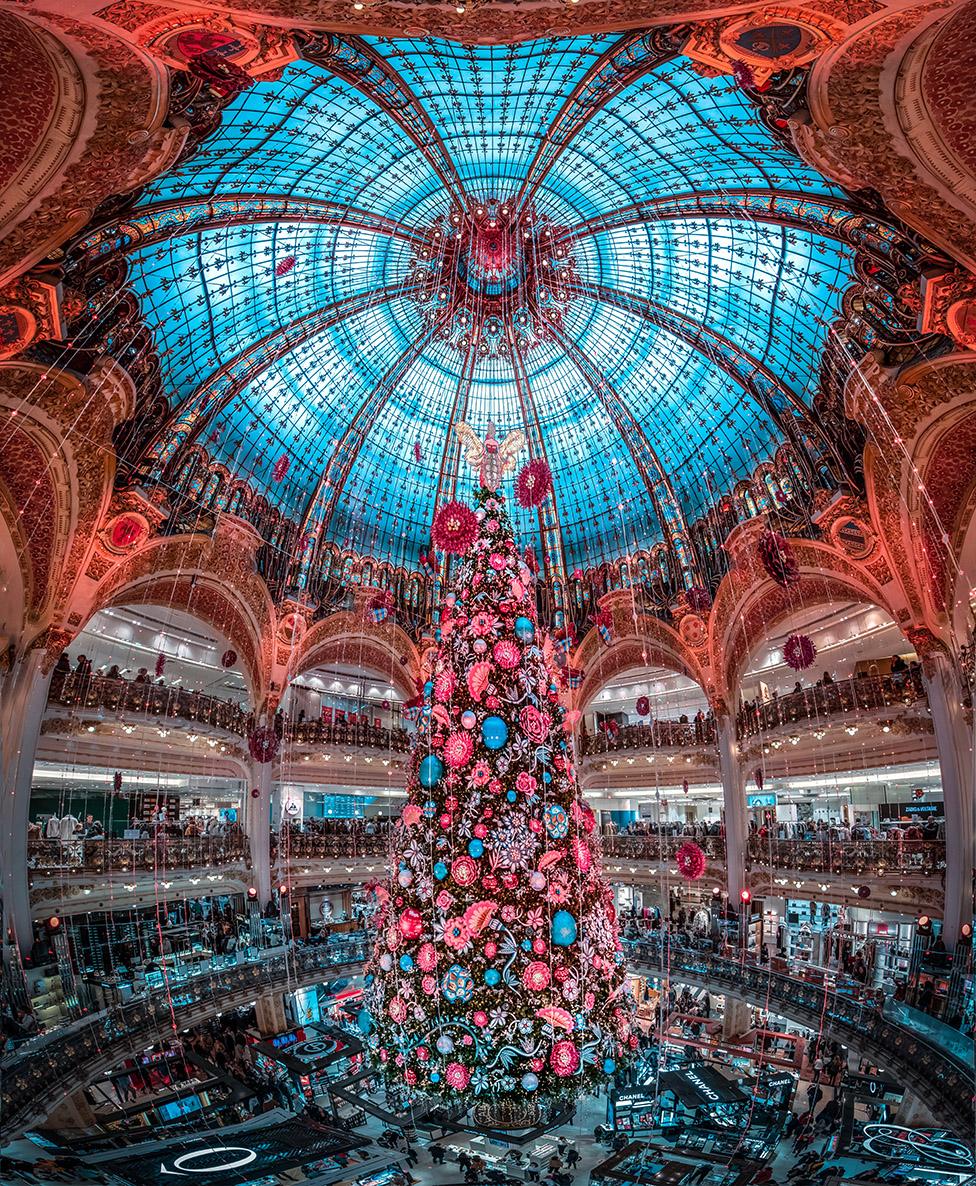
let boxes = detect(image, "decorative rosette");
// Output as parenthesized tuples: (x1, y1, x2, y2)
(432, 500, 479, 554)
(515, 458, 553, 508)
(675, 841, 707, 881)
(783, 632, 817, 671)
(757, 529, 799, 587)
(635, 695, 650, 717)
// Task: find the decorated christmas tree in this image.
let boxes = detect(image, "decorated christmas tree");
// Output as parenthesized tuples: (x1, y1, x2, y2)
(363, 449, 633, 1113)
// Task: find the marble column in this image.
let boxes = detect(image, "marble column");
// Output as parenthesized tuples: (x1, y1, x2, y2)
(0, 647, 54, 953)
(716, 713, 748, 907)
(922, 652, 974, 942)
(244, 760, 273, 908)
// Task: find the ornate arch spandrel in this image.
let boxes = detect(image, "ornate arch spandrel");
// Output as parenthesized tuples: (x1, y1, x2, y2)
(708, 532, 905, 700)
(0, 11, 184, 286)
(288, 610, 420, 702)
(86, 531, 276, 703)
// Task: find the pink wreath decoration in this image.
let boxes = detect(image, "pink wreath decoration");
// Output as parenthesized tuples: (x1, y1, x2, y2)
(248, 726, 279, 764)
(783, 632, 817, 671)
(757, 530, 799, 587)
(515, 458, 553, 508)
(676, 841, 707, 881)
(432, 500, 478, 554)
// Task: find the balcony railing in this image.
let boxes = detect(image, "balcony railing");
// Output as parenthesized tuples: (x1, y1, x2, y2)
(272, 829, 389, 862)
(736, 673, 924, 740)
(28, 835, 250, 876)
(48, 672, 412, 754)
(49, 671, 251, 737)
(746, 835, 945, 876)
(603, 834, 726, 862)
(288, 719, 411, 752)
(581, 718, 717, 755)
(3, 935, 970, 1139)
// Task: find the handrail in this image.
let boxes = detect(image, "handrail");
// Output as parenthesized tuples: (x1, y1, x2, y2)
(627, 940, 973, 1134)
(272, 831, 388, 862)
(49, 671, 251, 737)
(28, 835, 250, 876)
(746, 835, 945, 876)
(603, 835, 726, 862)
(3, 937, 971, 1138)
(736, 673, 924, 740)
(581, 718, 716, 754)
(0, 937, 372, 1135)
(47, 672, 411, 753)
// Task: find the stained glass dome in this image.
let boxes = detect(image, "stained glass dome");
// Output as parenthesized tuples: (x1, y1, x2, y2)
(117, 33, 856, 573)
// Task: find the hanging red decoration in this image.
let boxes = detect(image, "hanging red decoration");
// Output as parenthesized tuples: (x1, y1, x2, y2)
(515, 458, 553, 508)
(413, 441, 422, 463)
(272, 454, 290, 482)
(754, 767, 764, 791)
(783, 632, 817, 671)
(113, 771, 123, 794)
(248, 726, 279, 764)
(523, 545, 539, 576)
(676, 841, 706, 881)
(682, 779, 689, 794)
(221, 649, 237, 669)
(275, 255, 297, 277)
(635, 695, 650, 717)
(368, 589, 395, 624)
(600, 719, 620, 740)
(590, 609, 613, 644)
(757, 529, 799, 587)
(432, 500, 478, 554)
(418, 551, 435, 576)
(686, 585, 712, 614)
(187, 51, 253, 98)
(154, 654, 166, 677)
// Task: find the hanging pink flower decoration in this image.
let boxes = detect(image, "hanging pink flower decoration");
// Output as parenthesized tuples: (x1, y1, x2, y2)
(519, 705, 550, 744)
(757, 529, 799, 587)
(754, 767, 764, 791)
(443, 730, 474, 768)
(413, 441, 422, 463)
(635, 695, 650, 717)
(783, 632, 817, 671)
(676, 841, 707, 881)
(248, 726, 279, 764)
(550, 1039, 581, 1077)
(515, 458, 553, 508)
(272, 453, 290, 481)
(274, 255, 297, 277)
(432, 500, 478, 554)
(155, 653, 166, 677)
(571, 837, 592, 872)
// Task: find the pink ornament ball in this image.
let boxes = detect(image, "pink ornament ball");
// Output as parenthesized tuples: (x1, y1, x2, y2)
(399, 907, 423, 939)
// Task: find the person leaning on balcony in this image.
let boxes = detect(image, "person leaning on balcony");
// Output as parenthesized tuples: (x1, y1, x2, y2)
(54, 652, 70, 676)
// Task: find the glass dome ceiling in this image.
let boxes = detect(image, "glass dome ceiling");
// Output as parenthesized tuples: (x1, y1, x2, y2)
(120, 33, 857, 573)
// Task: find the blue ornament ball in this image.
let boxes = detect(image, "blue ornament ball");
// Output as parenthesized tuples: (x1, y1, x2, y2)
(603, 1058, 616, 1075)
(461, 710, 477, 730)
(507, 790, 517, 802)
(430, 1072, 441, 1083)
(468, 838, 484, 858)
(399, 954, 414, 971)
(484, 968, 501, 986)
(482, 715, 508, 750)
(521, 1072, 539, 1092)
(424, 680, 434, 698)
(514, 616, 535, 642)
(436, 1035, 454, 1054)
(552, 909, 578, 947)
(434, 861, 448, 881)
(419, 754, 444, 787)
